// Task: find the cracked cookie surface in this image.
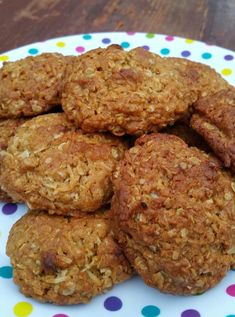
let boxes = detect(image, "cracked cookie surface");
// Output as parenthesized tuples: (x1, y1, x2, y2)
(112, 133, 235, 295)
(0, 53, 68, 118)
(191, 89, 235, 172)
(0, 113, 127, 215)
(7, 210, 133, 304)
(62, 45, 197, 135)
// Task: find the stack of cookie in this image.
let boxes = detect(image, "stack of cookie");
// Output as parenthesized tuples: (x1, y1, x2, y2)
(1, 45, 235, 304)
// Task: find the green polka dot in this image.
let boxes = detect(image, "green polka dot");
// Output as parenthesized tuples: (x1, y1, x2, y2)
(146, 33, 155, 38)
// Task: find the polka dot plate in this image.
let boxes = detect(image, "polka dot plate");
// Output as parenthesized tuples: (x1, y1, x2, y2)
(0, 32, 235, 317)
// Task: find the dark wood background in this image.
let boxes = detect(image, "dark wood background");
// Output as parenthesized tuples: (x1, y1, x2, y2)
(0, 0, 235, 53)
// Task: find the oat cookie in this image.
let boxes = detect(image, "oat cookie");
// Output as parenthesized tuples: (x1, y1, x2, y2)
(191, 89, 235, 172)
(0, 53, 68, 118)
(169, 57, 229, 99)
(7, 210, 132, 304)
(0, 118, 27, 201)
(62, 45, 196, 135)
(0, 113, 127, 215)
(112, 133, 235, 295)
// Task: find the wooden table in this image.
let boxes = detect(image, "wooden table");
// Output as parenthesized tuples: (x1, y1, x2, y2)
(0, 0, 235, 53)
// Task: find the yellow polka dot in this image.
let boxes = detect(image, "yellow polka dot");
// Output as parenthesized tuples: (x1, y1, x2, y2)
(13, 302, 33, 317)
(185, 39, 194, 44)
(0, 55, 9, 61)
(56, 41, 65, 48)
(221, 68, 232, 76)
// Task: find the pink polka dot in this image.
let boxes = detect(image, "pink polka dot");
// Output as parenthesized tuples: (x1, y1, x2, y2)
(75, 46, 85, 53)
(165, 35, 174, 41)
(226, 284, 235, 296)
(127, 32, 135, 35)
(53, 314, 68, 317)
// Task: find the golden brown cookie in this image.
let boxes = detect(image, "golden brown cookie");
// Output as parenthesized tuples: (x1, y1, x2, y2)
(191, 89, 235, 172)
(0, 53, 68, 118)
(62, 45, 196, 135)
(7, 210, 133, 304)
(112, 133, 235, 295)
(0, 118, 27, 201)
(0, 113, 127, 215)
(169, 57, 229, 99)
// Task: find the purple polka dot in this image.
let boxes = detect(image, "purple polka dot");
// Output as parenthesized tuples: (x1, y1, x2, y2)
(142, 45, 150, 51)
(227, 284, 235, 296)
(102, 38, 111, 44)
(224, 54, 234, 61)
(127, 32, 135, 35)
(75, 46, 85, 53)
(2, 203, 17, 215)
(52, 315, 68, 317)
(181, 309, 201, 317)
(165, 35, 174, 41)
(181, 50, 191, 57)
(104, 296, 122, 311)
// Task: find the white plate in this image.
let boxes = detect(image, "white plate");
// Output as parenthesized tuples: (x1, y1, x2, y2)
(0, 32, 235, 317)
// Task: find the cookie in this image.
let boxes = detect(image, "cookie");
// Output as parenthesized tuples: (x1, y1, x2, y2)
(0, 53, 68, 118)
(112, 133, 235, 295)
(169, 57, 229, 99)
(6, 210, 133, 304)
(191, 89, 235, 172)
(0, 113, 127, 215)
(0, 118, 27, 201)
(62, 45, 196, 135)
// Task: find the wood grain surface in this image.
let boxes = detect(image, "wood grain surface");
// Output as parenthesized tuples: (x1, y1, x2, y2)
(0, 0, 235, 53)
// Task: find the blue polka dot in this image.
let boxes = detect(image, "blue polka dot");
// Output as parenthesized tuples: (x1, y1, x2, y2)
(28, 48, 39, 55)
(226, 315, 235, 317)
(121, 42, 130, 49)
(202, 52, 212, 59)
(160, 48, 170, 55)
(142, 45, 150, 51)
(0, 266, 13, 278)
(141, 305, 161, 317)
(2, 203, 17, 215)
(102, 38, 111, 44)
(83, 34, 92, 40)
(181, 50, 191, 58)
(104, 296, 122, 311)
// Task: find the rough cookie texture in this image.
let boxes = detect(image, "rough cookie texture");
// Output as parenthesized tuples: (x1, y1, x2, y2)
(62, 45, 196, 135)
(0, 53, 68, 118)
(191, 89, 235, 172)
(7, 210, 132, 304)
(169, 57, 229, 99)
(0, 113, 127, 215)
(0, 118, 26, 201)
(112, 133, 235, 295)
